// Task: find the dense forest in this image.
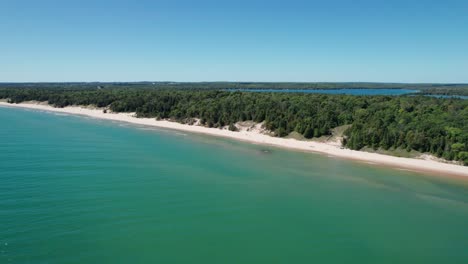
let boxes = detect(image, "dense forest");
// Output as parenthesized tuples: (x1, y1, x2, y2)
(1, 87, 467, 165)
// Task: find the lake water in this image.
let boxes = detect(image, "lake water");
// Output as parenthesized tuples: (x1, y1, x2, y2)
(227, 88, 418, 95)
(1, 106, 468, 263)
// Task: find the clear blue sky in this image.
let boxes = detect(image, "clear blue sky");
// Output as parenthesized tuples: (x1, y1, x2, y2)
(1, 0, 467, 82)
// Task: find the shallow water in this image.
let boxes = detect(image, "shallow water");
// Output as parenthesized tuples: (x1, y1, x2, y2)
(1, 106, 468, 263)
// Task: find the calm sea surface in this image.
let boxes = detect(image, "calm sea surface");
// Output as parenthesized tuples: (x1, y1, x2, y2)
(1, 106, 468, 263)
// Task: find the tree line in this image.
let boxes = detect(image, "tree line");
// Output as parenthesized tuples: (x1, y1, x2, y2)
(1, 82, 467, 95)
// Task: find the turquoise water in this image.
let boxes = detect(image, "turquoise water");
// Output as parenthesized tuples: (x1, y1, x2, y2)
(227, 88, 418, 95)
(1, 106, 468, 263)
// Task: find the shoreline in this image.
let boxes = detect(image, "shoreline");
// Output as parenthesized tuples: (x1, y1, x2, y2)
(1, 101, 467, 178)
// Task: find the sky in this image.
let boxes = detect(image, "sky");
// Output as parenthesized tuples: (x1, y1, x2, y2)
(1, 0, 467, 83)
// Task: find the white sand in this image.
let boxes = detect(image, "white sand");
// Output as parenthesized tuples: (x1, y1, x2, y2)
(1, 101, 467, 178)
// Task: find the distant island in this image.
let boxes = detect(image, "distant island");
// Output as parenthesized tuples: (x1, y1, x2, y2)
(1, 82, 467, 176)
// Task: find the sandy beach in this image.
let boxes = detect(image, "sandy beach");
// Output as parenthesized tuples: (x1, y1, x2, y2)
(1, 101, 467, 178)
